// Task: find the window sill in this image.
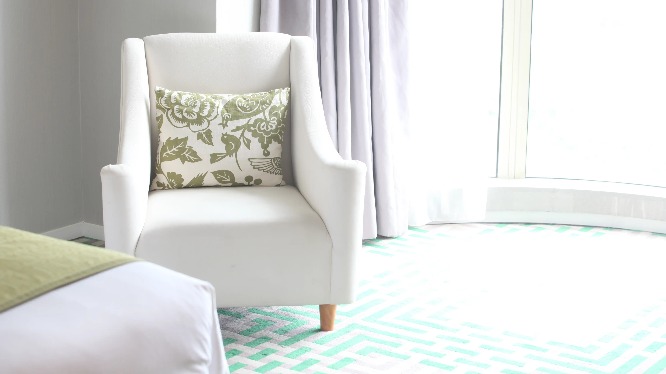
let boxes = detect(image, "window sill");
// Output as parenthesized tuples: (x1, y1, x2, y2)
(488, 178, 666, 198)
(481, 178, 666, 234)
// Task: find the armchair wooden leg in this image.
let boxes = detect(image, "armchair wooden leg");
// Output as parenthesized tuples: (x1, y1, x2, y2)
(319, 304, 337, 331)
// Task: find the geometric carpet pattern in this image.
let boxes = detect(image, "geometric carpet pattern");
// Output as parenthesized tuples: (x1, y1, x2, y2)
(77, 223, 666, 373)
(215, 224, 666, 373)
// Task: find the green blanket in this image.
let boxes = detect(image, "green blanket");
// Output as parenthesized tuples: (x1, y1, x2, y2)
(0, 226, 138, 312)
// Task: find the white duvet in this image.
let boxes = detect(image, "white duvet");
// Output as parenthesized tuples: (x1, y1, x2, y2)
(0, 261, 229, 374)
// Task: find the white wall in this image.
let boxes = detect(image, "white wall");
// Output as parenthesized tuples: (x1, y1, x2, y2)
(79, 0, 217, 227)
(0, 0, 82, 233)
(216, 0, 260, 32)
(0, 0, 257, 237)
(0, 0, 216, 236)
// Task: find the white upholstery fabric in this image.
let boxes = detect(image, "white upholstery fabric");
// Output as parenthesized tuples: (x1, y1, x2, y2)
(101, 38, 152, 254)
(0, 262, 228, 374)
(102, 33, 366, 308)
(289, 37, 367, 301)
(136, 186, 331, 307)
(101, 164, 147, 254)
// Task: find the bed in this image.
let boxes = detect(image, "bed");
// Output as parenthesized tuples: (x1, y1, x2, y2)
(0, 227, 229, 374)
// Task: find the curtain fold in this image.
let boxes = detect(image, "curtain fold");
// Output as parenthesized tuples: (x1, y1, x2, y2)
(261, 0, 409, 239)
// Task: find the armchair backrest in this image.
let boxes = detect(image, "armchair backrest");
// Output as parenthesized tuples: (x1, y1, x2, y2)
(143, 33, 294, 184)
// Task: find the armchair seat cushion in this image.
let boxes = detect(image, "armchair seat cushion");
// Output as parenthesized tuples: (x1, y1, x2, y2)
(135, 186, 333, 307)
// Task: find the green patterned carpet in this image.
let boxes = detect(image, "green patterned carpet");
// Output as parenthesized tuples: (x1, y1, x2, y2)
(215, 224, 666, 373)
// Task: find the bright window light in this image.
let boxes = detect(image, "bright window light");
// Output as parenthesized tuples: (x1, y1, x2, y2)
(408, 1, 502, 179)
(527, 0, 666, 186)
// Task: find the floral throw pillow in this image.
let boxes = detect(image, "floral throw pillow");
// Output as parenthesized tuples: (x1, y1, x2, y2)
(150, 86, 290, 190)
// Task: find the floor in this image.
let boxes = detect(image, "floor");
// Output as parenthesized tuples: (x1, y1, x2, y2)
(81, 223, 666, 373)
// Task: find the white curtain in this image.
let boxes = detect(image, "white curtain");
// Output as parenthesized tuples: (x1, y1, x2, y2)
(406, 2, 496, 226)
(261, 0, 410, 239)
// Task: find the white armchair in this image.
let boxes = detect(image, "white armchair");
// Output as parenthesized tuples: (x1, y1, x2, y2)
(101, 33, 366, 331)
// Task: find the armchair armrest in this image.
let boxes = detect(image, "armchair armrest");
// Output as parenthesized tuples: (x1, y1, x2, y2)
(101, 165, 148, 254)
(289, 37, 367, 303)
(101, 38, 152, 254)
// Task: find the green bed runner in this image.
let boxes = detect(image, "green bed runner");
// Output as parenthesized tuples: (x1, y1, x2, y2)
(0, 226, 138, 312)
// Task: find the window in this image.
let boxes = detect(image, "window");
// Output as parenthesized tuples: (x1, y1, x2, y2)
(412, 0, 666, 187)
(527, 0, 666, 187)
(409, 0, 666, 230)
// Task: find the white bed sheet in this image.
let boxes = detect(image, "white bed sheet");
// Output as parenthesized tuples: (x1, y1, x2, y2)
(0, 261, 229, 374)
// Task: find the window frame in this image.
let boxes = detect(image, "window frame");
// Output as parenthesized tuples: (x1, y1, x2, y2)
(497, 0, 531, 179)
(485, 0, 666, 234)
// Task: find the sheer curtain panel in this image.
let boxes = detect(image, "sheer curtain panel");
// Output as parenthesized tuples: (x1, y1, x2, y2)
(260, 0, 410, 239)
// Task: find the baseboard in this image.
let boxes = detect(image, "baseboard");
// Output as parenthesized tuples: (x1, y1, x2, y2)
(43, 222, 104, 241)
(82, 222, 105, 241)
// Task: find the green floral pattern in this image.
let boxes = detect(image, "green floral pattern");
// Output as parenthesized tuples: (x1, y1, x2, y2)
(150, 87, 289, 190)
(156, 89, 219, 132)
